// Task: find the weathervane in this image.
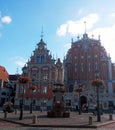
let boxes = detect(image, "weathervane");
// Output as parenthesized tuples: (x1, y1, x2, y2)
(40, 26, 44, 39)
(84, 21, 86, 34)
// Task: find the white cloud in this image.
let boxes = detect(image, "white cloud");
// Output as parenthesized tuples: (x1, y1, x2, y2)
(56, 24, 67, 36)
(10, 56, 27, 67)
(1, 16, 12, 24)
(56, 13, 99, 36)
(57, 13, 115, 62)
(111, 12, 115, 18)
(64, 43, 71, 52)
(89, 24, 115, 62)
(78, 9, 84, 15)
(0, 14, 12, 38)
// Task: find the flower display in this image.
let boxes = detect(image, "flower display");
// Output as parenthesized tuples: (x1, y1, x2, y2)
(18, 76, 30, 83)
(91, 79, 104, 86)
(76, 87, 83, 92)
(29, 85, 37, 91)
(3, 101, 14, 113)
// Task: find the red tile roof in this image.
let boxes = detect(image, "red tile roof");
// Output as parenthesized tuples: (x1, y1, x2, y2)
(0, 65, 9, 82)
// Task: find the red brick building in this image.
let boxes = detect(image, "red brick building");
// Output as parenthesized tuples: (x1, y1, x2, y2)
(15, 38, 63, 110)
(63, 33, 115, 111)
(15, 33, 115, 111)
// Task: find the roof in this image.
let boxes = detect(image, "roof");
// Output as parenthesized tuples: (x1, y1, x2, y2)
(0, 65, 9, 82)
(9, 74, 20, 81)
(72, 33, 100, 45)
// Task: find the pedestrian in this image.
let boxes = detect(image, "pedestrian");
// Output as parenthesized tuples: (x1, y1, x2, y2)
(93, 105, 97, 116)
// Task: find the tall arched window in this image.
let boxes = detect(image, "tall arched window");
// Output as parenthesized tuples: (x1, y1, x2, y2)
(41, 55, 44, 63)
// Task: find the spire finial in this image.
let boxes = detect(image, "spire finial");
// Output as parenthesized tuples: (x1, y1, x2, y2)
(16, 67, 19, 75)
(84, 21, 86, 34)
(98, 35, 100, 41)
(40, 26, 44, 39)
(92, 34, 94, 39)
(71, 38, 73, 43)
(77, 35, 79, 40)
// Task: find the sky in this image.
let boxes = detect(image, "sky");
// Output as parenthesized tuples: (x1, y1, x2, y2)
(1, 0, 115, 74)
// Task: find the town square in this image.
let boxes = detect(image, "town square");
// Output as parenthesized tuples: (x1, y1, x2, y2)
(0, 0, 115, 129)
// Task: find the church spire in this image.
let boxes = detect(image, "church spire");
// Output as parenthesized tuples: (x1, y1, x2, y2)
(84, 21, 86, 34)
(40, 26, 44, 41)
(83, 21, 88, 39)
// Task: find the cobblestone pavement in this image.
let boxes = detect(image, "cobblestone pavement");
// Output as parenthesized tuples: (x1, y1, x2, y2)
(100, 122, 115, 129)
(0, 127, 115, 130)
(0, 110, 115, 130)
(0, 118, 22, 127)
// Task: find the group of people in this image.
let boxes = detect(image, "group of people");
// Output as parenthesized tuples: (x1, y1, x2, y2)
(82, 104, 88, 113)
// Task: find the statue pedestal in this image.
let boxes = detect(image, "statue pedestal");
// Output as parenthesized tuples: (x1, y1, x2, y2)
(47, 83, 70, 118)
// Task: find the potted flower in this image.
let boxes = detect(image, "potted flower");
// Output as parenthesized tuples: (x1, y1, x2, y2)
(3, 101, 14, 113)
(91, 79, 104, 86)
(76, 86, 83, 92)
(29, 85, 37, 91)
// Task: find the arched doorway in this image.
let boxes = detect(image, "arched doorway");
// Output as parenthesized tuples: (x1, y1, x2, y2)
(80, 96, 87, 112)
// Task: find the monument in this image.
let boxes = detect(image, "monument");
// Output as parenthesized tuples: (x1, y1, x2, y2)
(47, 58, 70, 117)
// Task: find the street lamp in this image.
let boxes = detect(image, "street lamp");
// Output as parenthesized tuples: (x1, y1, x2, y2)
(18, 74, 30, 120)
(29, 85, 36, 114)
(92, 71, 104, 122)
(19, 85, 25, 120)
(95, 71, 100, 122)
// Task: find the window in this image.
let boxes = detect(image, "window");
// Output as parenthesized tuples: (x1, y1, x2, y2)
(41, 99, 47, 106)
(88, 55, 91, 58)
(75, 63, 77, 72)
(37, 55, 45, 63)
(41, 56, 44, 63)
(88, 63, 91, 72)
(37, 56, 41, 63)
(74, 56, 77, 59)
(42, 86, 47, 94)
(95, 62, 98, 70)
(32, 73, 37, 80)
(43, 74, 48, 81)
(81, 63, 84, 72)
(81, 56, 84, 59)
(94, 54, 98, 58)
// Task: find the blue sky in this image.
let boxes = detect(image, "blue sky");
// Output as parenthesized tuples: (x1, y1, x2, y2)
(1, 0, 115, 74)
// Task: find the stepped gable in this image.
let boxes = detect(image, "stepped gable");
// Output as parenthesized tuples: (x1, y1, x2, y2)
(28, 38, 55, 64)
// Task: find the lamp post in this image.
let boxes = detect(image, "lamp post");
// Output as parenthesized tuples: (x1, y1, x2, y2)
(19, 85, 25, 120)
(95, 71, 101, 122)
(18, 66, 30, 120)
(29, 85, 36, 114)
(92, 71, 104, 122)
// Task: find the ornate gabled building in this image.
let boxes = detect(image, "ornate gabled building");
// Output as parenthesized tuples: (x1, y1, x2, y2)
(14, 32, 115, 112)
(63, 33, 115, 111)
(15, 37, 64, 110)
